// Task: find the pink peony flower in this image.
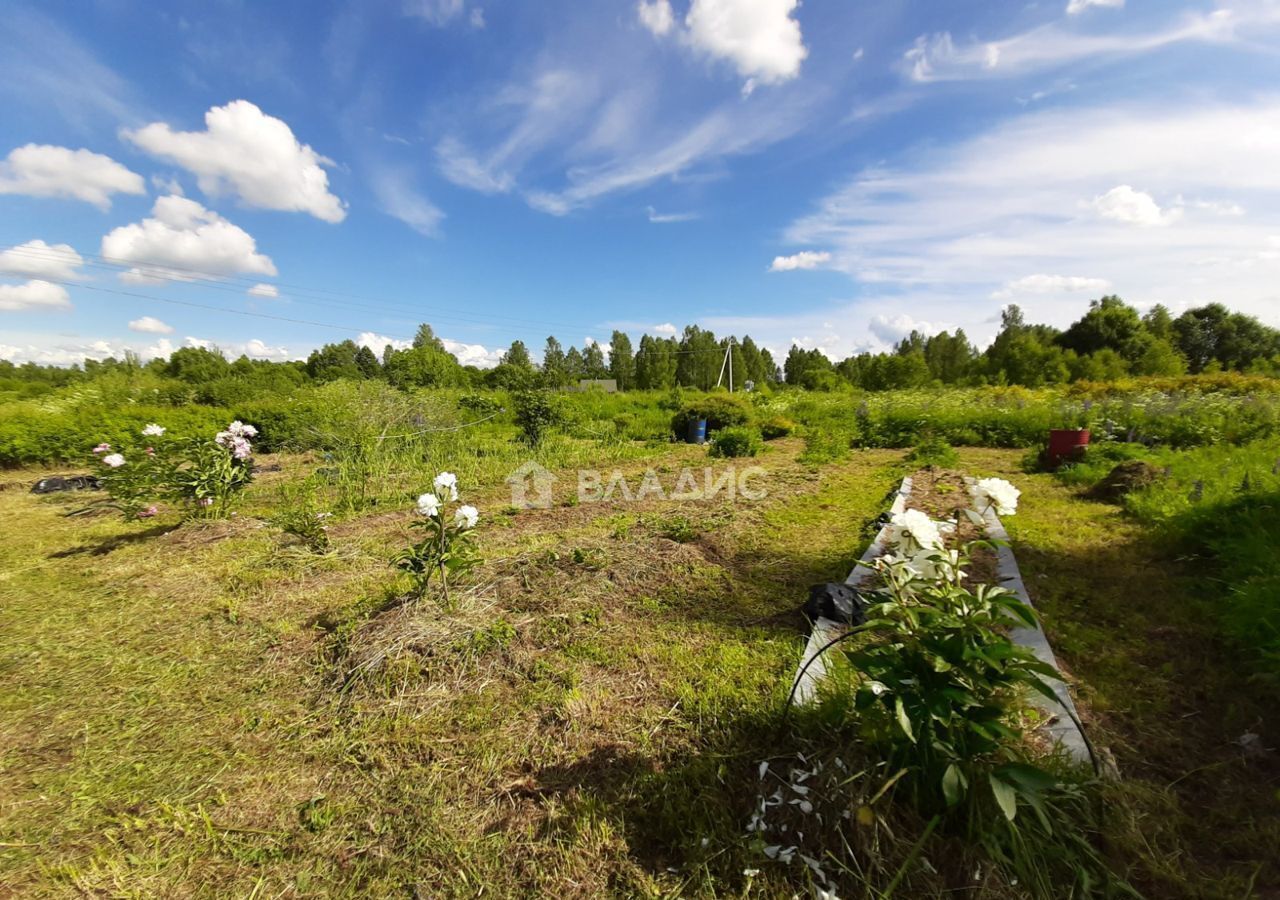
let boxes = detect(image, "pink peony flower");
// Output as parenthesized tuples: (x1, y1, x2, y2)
(93, 443, 111, 454)
(138, 505, 159, 518)
(145, 447, 155, 456)
(198, 497, 214, 507)
(230, 436, 252, 459)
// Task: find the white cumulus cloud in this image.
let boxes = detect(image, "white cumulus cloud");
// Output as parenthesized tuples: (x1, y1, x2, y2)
(242, 338, 291, 360)
(128, 316, 174, 334)
(357, 331, 411, 353)
(101, 195, 277, 283)
(0, 144, 144, 210)
(653, 322, 678, 335)
(869, 313, 942, 345)
(0, 279, 72, 312)
(356, 330, 499, 367)
(442, 338, 503, 368)
(124, 100, 346, 222)
(770, 250, 830, 271)
(0, 240, 85, 281)
(638, 0, 675, 36)
(247, 283, 279, 298)
(684, 0, 808, 85)
(1090, 185, 1177, 227)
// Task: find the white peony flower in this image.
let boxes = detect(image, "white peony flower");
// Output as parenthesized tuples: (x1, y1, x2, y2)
(976, 477, 1020, 516)
(886, 508, 944, 552)
(230, 436, 252, 460)
(453, 504, 479, 530)
(101, 453, 125, 468)
(141, 423, 166, 437)
(416, 492, 441, 517)
(226, 420, 258, 438)
(433, 471, 459, 500)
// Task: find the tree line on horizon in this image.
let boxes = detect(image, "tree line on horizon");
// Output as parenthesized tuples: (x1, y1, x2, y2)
(3, 298, 1280, 398)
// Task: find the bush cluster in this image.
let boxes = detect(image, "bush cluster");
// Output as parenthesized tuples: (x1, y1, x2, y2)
(669, 393, 753, 439)
(708, 425, 762, 458)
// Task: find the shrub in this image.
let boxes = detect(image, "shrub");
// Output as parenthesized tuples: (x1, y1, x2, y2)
(81, 420, 257, 520)
(759, 415, 796, 440)
(513, 390, 562, 446)
(708, 425, 762, 458)
(670, 393, 753, 438)
(905, 435, 959, 468)
(458, 392, 502, 416)
(167, 422, 258, 517)
(799, 428, 852, 465)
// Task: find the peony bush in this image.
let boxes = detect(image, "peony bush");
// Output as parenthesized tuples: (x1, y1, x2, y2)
(89, 420, 259, 520)
(392, 471, 482, 609)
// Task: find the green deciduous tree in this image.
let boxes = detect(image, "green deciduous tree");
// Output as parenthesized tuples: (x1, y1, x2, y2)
(608, 330, 635, 389)
(583, 341, 608, 379)
(540, 336, 568, 387)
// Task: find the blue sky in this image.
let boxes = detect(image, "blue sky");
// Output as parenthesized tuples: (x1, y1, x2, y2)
(2, 0, 1279, 366)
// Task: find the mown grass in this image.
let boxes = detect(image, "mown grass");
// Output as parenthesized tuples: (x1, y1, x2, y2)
(3, 438, 1276, 897)
(961, 448, 1280, 898)
(0, 441, 907, 896)
(1053, 437, 1280, 675)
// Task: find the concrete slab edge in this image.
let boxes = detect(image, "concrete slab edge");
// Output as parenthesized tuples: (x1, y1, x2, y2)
(965, 479, 1092, 766)
(790, 477, 912, 706)
(790, 473, 1093, 769)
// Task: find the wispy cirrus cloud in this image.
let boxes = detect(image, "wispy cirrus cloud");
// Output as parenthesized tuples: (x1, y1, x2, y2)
(0, 7, 142, 130)
(433, 5, 822, 216)
(646, 205, 699, 223)
(904, 2, 1280, 82)
(368, 163, 444, 237)
(775, 98, 1280, 351)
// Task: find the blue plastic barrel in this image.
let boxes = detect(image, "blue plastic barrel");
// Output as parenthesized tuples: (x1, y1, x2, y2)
(687, 418, 707, 444)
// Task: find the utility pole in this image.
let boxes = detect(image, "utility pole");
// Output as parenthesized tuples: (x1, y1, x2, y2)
(715, 338, 735, 392)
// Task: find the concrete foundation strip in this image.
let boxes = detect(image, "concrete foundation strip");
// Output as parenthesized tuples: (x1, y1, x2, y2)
(789, 474, 1092, 767)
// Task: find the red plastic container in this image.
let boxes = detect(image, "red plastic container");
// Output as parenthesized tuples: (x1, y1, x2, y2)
(1047, 429, 1090, 467)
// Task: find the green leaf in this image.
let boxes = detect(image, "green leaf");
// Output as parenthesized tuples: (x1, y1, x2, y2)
(996, 762, 1060, 793)
(1003, 600, 1040, 628)
(1024, 675, 1061, 704)
(990, 773, 1018, 822)
(941, 763, 966, 807)
(895, 696, 916, 742)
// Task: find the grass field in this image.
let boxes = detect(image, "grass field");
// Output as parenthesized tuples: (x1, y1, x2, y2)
(2, 437, 1277, 897)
